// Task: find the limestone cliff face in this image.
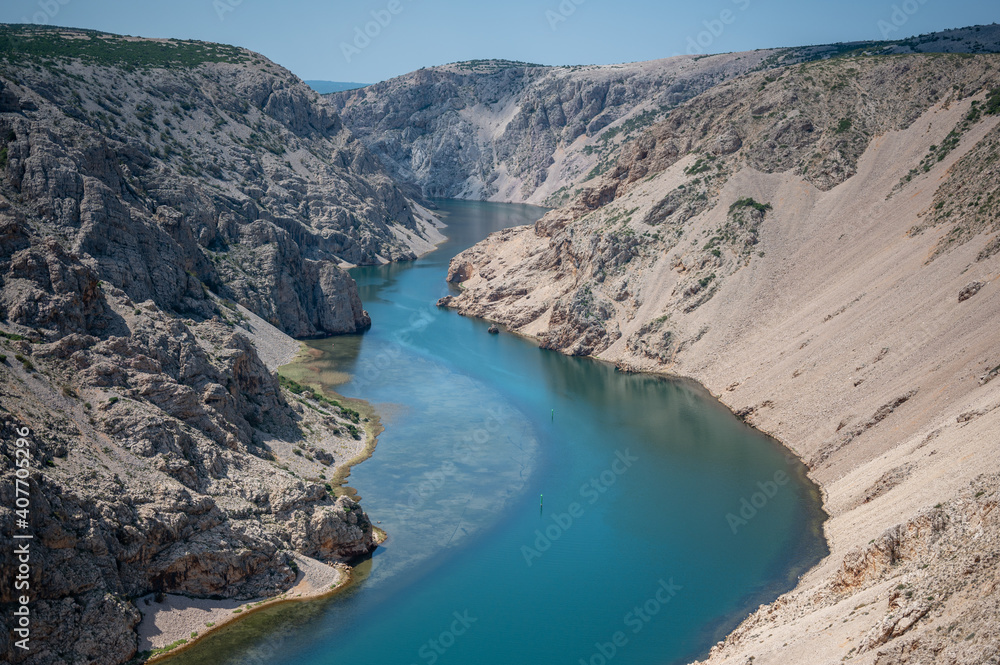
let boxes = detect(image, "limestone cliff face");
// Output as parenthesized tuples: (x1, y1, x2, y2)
(329, 54, 787, 205)
(330, 26, 1000, 206)
(0, 27, 387, 664)
(0, 25, 442, 338)
(442, 51, 1000, 664)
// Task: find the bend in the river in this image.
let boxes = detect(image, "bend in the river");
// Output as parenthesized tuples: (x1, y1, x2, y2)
(167, 199, 828, 665)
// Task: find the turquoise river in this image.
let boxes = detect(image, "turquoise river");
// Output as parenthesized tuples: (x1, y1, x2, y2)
(167, 200, 827, 665)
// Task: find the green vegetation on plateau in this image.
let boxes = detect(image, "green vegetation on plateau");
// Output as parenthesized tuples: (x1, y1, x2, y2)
(453, 58, 544, 71)
(0, 24, 248, 68)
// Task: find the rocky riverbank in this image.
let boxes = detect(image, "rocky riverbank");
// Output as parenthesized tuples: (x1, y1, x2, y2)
(439, 52, 1000, 664)
(3, 20, 1000, 665)
(0, 26, 428, 664)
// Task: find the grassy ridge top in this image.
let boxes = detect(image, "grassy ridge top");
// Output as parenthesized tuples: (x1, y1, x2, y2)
(0, 24, 249, 68)
(449, 58, 546, 71)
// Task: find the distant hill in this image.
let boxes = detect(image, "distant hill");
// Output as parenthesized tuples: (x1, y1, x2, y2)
(328, 23, 1000, 205)
(305, 79, 368, 94)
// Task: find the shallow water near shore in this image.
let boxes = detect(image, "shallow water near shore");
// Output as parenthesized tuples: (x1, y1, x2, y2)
(167, 199, 827, 665)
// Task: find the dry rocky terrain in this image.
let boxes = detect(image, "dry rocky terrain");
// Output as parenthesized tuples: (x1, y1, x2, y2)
(440, 52, 1000, 664)
(0, 26, 429, 664)
(330, 25, 1000, 207)
(2, 21, 1000, 665)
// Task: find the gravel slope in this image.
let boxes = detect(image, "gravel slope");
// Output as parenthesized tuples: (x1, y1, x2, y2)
(440, 54, 1000, 664)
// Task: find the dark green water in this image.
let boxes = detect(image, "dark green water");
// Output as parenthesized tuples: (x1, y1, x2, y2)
(169, 200, 827, 665)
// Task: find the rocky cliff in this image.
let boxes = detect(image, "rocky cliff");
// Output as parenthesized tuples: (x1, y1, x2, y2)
(0, 26, 411, 664)
(0, 24, 443, 337)
(330, 25, 1000, 207)
(441, 51, 1000, 664)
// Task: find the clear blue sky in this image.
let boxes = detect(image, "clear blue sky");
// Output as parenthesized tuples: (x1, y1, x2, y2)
(2, 0, 997, 83)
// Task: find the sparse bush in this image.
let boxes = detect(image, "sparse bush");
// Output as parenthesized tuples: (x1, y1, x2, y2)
(729, 197, 772, 214)
(149, 639, 187, 656)
(985, 87, 1000, 116)
(684, 158, 712, 175)
(279, 375, 306, 395)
